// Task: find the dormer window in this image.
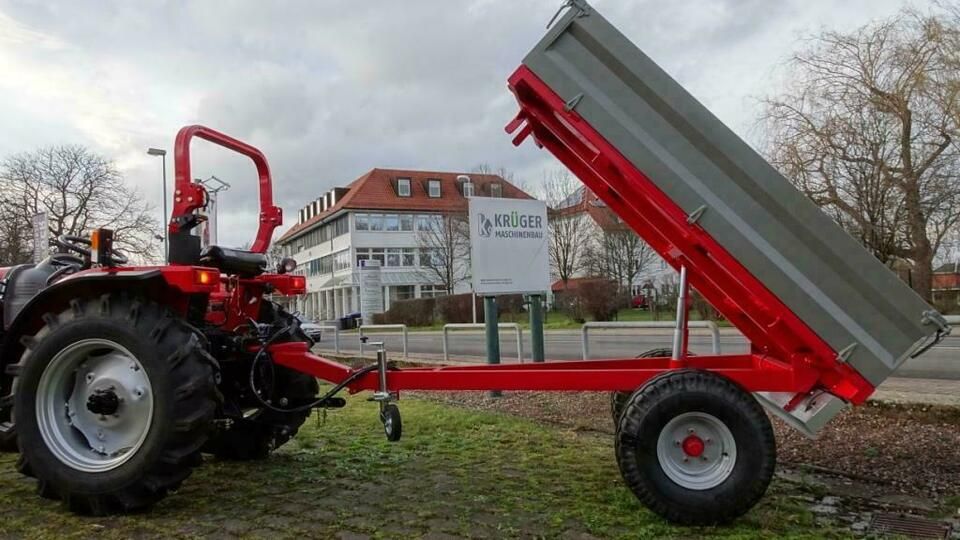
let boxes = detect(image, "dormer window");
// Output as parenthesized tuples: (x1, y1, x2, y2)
(427, 179, 441, 198)
(490, 183, 502, 197)
(463, 181, 475, 197)
(397, 178, 411, 197)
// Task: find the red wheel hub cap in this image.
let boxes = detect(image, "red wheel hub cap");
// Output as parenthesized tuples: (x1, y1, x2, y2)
(681, 435, 705, 457)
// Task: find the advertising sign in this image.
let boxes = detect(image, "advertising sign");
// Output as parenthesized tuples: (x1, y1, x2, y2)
(32, 212, 48, 263)
(469, 197, 550, 295)
(358, 259, 383, 325)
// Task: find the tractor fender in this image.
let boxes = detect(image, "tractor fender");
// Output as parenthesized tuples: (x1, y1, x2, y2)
(0, 269, 205, 416)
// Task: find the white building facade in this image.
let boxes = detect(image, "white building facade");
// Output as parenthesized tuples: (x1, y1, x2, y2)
(277, 168, 531, 321)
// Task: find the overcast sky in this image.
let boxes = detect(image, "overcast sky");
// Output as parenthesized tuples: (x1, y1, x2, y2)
(0, 0, 926, 249)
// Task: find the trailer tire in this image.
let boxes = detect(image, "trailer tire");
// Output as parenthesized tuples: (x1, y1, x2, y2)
(610, 348, 677, 425)
(205, 365, 318, 461)
(12, 295, 219, 515)
(615, 369, 775, 525)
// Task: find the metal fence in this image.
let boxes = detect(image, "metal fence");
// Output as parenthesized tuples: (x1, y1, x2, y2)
(358, 324, 408, 359)
(442, 323, 524, 364)
(581, 321, 721, 360)
(314, 325, 340, 354)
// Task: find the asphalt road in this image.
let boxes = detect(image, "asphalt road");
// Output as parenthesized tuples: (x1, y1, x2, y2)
(314, 329, 960, 380)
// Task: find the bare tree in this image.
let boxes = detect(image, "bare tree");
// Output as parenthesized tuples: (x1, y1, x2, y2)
(470, 163, 531, 195)
(416, 213, 471, 294)
(761, 7, 960, 300)
(0, 209, 33, 265)
(541, 170, 590, 286)
(0, 145, 161, 263)
(586, 225, 657, 294)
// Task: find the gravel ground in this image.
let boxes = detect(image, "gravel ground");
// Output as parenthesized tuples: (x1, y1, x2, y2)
(411, 390, 960, 503)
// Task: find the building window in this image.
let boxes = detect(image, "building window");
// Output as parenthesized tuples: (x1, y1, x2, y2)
(334, 215, 349, 237)
(427, 179, 441, 198)
(490, 183, 502, 197)
(400, 214, 414, 231)
(355, 213, 369, 231)
(392, 285, 415, 301)
(417, 214, 440, 231)
(334, 250, 351, 271)
(402, 248, 416, 267)
(384, 214, 400, 232)
(463, 182, 474, 197)
(397, 178, 411, 197)
(386, 248, 401, 267)
(420, 285, 446, 298)
(419, 247, 441, 267)
(368, 214, 384, 231)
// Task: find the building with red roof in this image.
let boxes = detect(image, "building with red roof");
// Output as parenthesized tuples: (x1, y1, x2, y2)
(551, 186, 673, 295)
(276, 168, 533, 321)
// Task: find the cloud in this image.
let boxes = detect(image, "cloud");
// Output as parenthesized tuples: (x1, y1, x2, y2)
(0, 0, 921, 248)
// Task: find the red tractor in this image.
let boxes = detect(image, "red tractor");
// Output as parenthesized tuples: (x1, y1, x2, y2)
(0, 2, 946, 525)
(0, 127, 324, 513)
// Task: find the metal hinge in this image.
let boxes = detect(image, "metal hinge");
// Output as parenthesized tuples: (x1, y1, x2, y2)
(920, 309, 950, 333)
(546, 0, 591, 29)
(835, 343, 857, 364)
(563, 93, 584, 112)
(686, 205, 708, 224)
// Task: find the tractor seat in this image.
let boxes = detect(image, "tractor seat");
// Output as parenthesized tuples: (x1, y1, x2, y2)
(199, 246, 267, 277)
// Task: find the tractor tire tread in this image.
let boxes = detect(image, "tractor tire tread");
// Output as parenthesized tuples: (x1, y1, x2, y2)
(14, 296, 219, 516)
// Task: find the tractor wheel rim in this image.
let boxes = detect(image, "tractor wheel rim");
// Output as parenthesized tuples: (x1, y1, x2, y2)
(655, 411, 736, 490)
(36, 338, 154, 473)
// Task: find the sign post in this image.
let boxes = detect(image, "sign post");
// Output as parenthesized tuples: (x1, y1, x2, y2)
(358, 260, 383, 326)
(483, 296, 501, 397)
(32, 213, 48, 264)
(527, 294, 545, 362)
(469, 198, 550, 380)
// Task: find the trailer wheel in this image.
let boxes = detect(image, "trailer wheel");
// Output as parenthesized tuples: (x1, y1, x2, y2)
(380, 404, 402, 442)
(12, 295, 219, 515)
(615, 370, 775, 525)
(205, 365, 318, 461)
(610, 348, 676, 424)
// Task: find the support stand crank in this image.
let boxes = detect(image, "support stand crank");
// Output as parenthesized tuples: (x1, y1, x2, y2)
(365, 338, 402, 442)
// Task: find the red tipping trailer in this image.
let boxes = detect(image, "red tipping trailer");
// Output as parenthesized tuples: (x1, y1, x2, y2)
(0, 0, 947, 526)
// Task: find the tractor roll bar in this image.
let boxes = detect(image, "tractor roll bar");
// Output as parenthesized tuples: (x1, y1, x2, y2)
(171, 125, 282, 253)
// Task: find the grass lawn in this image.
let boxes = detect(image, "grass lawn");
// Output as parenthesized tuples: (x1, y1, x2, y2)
(0, 394, 838, 539)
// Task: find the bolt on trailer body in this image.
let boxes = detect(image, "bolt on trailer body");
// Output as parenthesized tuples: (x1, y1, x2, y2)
(0, 0, 947, 527)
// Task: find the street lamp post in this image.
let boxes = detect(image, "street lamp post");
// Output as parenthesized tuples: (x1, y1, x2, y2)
(147, 148, 168, 261)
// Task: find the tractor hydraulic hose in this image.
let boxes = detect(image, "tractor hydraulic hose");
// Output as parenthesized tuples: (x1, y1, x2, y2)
(247, 323, 378, 414)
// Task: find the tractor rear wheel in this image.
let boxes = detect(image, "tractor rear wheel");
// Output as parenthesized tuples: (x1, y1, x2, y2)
(615, 369, 775, 525)
(12, 294, 219, 515)
(205, 364, 318, 460)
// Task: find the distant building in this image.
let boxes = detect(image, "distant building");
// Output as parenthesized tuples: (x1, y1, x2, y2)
(550, 186, 673, 294)
(933, 262, 960, 308)
(276, 168, 532, 321)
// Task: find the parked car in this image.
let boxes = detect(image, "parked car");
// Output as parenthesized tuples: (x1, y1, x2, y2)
(631, 294, 649, 309)
(296, 314, 324, 341)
